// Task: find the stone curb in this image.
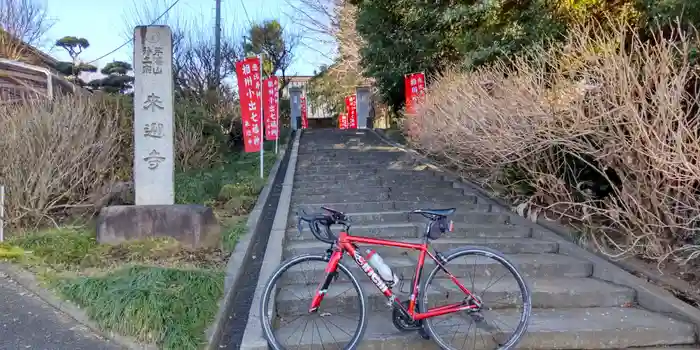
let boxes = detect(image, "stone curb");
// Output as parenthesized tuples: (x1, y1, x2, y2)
(239, 131, 301, 350)
(370, 128, 700, 337)
(205, 135, 293, 349)
(0, 262, 152, 350)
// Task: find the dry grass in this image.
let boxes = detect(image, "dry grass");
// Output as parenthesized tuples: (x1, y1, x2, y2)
(406, 20, 700, 265)
(0, 95, 124, 227)
(0, 94, 227, 229)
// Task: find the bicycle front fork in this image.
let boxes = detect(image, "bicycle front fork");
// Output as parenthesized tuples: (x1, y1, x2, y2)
(309, 250, 343, 313)
(309, 271, 338, 312)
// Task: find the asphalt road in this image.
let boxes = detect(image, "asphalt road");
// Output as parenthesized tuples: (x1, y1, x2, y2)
(0, 271, 121, 350)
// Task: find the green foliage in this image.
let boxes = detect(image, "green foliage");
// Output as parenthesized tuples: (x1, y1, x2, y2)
(353, 0, 700, 111)
(88, 61, 134, 93)
(174, 148, 276, 206)
(54, 61, 97, 85)
(57, 266, 223, 349)
(306, 61, 361, 115)
(100, 61, 131, 76)
(10, 226, 97, 267)
(54, 35, 95, 86)
(55, 36, 90, 59)
(222, 216, 248, 252)
(244, 19, 294, 81)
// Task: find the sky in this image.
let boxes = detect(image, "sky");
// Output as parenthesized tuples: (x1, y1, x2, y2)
(40, 0, 335, 80)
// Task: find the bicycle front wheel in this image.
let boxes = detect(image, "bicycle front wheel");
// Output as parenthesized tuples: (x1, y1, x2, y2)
(260, 254, 368, 350)
(420, 247, 531, 350)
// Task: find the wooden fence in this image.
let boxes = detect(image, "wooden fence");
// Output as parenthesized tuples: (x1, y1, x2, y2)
(0, 58, 75, 104)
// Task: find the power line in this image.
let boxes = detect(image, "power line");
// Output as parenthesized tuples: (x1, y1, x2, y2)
(238, 0, 253, 26)
(86, 0, 182, 65)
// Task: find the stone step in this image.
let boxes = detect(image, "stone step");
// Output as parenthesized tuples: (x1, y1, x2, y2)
(274, 277, 635, 316)
(278, 254, 593, 284)
(292, 182, 458, 195)
(292, 200, 488, 213)
(296, 159, 407, 168)
(293, 192, 390, 203)
(300, 161, 424, 172)
(291, 185, 466, 197)
(293, 192, 479, 205)
(292, 176, 452, 189)
(268, 307, 695, 349)
(287, 223, 532, 241)
(352, 211, 509, 226)
(297, 150, 406, 160)
(297, 147, 399, 155)
(293, 172, 444, 183)
(287, 210, 510, 227)
(283, 238, 559, 258)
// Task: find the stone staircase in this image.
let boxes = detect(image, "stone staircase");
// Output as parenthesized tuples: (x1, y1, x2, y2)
(277, 129, 697, 349)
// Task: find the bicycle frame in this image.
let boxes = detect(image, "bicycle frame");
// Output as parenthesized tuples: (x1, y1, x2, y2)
(309, 230, 482, 322)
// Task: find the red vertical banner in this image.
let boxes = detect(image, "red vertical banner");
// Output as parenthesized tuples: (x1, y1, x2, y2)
(300, 95, 308, 129)
(404, 72, 426, 115)
(263, 76, 279, 140)
(338, 112, 348, 129)
(235, 57, 263, 152)
(345, 95, 357, 129)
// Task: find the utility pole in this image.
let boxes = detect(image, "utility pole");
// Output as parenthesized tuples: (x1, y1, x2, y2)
(213, 0, 222, 90)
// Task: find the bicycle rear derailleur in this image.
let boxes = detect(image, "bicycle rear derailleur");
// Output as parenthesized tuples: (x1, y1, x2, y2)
(392, 301, 430, 340)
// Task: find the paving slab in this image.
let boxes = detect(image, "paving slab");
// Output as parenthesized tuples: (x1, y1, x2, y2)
(0, 272, 121, 350)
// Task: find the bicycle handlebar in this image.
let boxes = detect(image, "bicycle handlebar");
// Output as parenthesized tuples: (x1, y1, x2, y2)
(297, 206, 350, 244)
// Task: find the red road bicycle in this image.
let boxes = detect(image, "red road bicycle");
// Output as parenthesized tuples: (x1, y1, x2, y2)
(260, 206, 531, 350)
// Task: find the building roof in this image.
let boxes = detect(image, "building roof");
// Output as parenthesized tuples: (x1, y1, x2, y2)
(0, 29, 59, 69)
(288, 75, 314, 83)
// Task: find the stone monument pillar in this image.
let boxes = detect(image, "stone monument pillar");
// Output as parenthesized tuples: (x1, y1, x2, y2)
(96, 25, 221, 249)
(133, 25, 175, 205)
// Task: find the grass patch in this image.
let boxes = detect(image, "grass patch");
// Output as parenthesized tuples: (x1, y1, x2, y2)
(2, 137, 288, 349)
(0, 243, 26, 260)
(7, 227, 226, 273)
(8, 226, 97, 269)
(6, 226, 227, 349)
(222, 215, 248, 252)
(175, 142, 279, 205)
(57, 265, 223, 349)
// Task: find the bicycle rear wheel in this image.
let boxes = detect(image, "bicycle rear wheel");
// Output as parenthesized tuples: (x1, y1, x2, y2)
(260, 254, 368, 350)
(420, 247, 531, 350)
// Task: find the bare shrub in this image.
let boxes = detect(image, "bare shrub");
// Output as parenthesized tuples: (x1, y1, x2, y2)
(407, 20, 700, 264)
(0, 93, 231, 229)
(0, 0, 54, 61)
(0, 95, 124, 227)
(173, 98, 226, 171)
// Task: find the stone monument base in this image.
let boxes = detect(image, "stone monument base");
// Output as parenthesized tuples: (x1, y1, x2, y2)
(96, 204, 221, 249)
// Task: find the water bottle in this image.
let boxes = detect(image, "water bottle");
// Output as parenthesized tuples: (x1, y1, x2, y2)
(365, 249, 399, 287)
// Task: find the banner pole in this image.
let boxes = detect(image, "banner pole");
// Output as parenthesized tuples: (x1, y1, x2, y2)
(258, 54, 264, 179)
(275, 78, 279, 154)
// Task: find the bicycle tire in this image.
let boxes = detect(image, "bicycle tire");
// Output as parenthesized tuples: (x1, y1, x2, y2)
(419, 246, 531, 350)
(260, 254, 368, 350)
